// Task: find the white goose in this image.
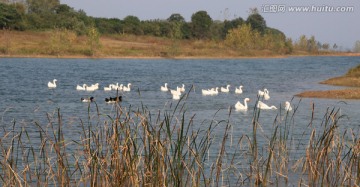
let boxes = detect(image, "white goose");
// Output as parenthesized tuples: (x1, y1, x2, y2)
(86, 85, 96, 91)
(76, 84, 87, 91)
(110, 83, 119, 90)
(90, 83, 99, 90)
(221, 85, 230, 93)
(161, 83, 168, 92)
(48, 79, 57, 88)
(257, 101, 277, 110)
(235, 85, 243, 94)
(179, 84, 185, 92)
(258, 88, 269, 96)
(210, 87, 219, 95)
(123, 83, 131, 92)
(104, 85, 113, 91)
(264, 92, 270, 100)
(172, 91, 181, 100)
(202, 89, 212, 96)
(284, 101, 292, 111)
(118, 84, 124, 91)
(170, 87, 181, 95)
(235, 98, 250, 111)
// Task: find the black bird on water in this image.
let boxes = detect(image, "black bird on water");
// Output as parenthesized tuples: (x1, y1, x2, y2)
(105, 96, 122, 103)
(81, 96, 95, 102)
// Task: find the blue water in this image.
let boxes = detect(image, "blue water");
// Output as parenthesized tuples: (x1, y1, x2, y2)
(1, 56, 360, 184)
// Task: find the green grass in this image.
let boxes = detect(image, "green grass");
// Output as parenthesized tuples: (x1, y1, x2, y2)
(0, 92, 359, 186)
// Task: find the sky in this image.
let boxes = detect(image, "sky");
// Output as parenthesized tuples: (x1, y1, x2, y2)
(60, 0, 360, 50)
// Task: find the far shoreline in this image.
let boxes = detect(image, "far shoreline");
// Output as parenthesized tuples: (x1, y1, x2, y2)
(1, 52, 359, 60)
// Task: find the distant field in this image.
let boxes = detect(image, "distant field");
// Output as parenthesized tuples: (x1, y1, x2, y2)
(1, 30, 353, 58)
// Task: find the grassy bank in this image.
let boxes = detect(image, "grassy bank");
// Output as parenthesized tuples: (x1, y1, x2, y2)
(297, 64, 360, 99)
(0, 30, 354, 59)
(0, 94, 359, 186)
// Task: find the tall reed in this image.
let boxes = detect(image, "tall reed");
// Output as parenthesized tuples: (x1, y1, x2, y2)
(0, 93, 359, 186)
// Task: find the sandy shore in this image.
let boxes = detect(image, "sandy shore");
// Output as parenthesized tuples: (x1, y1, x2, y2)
(296, 75, 360, 100)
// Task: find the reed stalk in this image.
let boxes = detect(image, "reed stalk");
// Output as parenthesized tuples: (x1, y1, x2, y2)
(0, 94, 358, 186)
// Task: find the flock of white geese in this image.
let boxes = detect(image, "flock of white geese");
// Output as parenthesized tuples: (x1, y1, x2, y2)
(47, 79, 292, 112)
(160, 83, 292, 112)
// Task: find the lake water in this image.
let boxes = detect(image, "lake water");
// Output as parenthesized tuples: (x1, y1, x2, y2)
(1, 56, 360, 184)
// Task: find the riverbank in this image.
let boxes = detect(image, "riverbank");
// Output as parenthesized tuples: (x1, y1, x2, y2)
(1, 30, 358, 59)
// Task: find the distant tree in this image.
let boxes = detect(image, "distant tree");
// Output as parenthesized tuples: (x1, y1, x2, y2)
(167, 13, 185, 23)
(333, 43, 338, 50)
(141, 20, 161, 36)
(296, 35, 308, 51)
(0, 2, 25, 29)
(285, 38, 293, 54)
(167, 14, 185, 39)
(322, 43, 330, 50)
(94, 18, 122, 34)
(122, 15, 142, 35)
(209, 20, 224, 40)
(354, 40, 360, 53)
(191, 10, 212, 39)
(180, 22, 192, 39)
(26, 0, 59, 14)
(317, 42, 322, 50)
(307, 36, 318, 53)
(246, 9, 266, 34)
(222, 17, 244, 39)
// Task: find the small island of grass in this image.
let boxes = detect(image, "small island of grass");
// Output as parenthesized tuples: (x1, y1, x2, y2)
(296, 64, 360, 99)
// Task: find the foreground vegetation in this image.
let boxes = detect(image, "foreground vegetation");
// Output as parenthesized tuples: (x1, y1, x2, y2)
(0, 93, 359, 186)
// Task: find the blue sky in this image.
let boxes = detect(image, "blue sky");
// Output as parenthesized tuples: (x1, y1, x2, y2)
(60, 0, 359, 50)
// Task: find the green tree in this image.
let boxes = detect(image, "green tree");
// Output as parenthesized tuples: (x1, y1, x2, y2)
(322, 43, 330, 50)
(333, 43, 338, 50)
(167, 13, 185, 23)
(122, 15, 142, 35)
(141, 20, 161, 36)
(26, 0, 59, 14)
(222, 17, 244, 39)
(246, 8, 266, 34)
(307, 36, 318, 53)
(180, 22, 192, 39)
(353, 40, 360, 53)
(209, 20, 224, 40)
(296, 35, 308, 51)
(0, 2, 25, 29)
(167, 13, 185, 39)
(94, 18, 122, 34)
(191, 10, 212, 39)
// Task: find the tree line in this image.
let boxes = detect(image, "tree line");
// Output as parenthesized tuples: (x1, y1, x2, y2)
(1, 0, 342, 54)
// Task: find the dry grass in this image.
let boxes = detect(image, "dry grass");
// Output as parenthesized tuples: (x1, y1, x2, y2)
(0, 92, 359, 186)
(296, 89, 360, 99)
(2, 30, 352, 58)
